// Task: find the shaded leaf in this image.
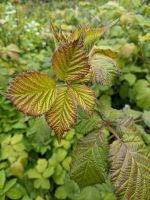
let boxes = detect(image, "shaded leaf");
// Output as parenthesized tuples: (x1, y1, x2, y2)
(0, 170, 5, 189)
(52, 39, 90, 81)
(6, 71, 57, 116)
(70, 130, 109, 188)
(3, 179, 17, 193)
(45, 86, 77, 143)
(120, 73, 136, 86)
(70, 84, 96, 115)
(142, 110, 150, 128)
(6, 184, 26, 199)
(110, 135, 150, 200)
(75, 111, 100, 135)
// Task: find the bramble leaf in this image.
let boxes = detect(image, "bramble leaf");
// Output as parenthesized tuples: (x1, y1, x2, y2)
(52, 39, 90, 81)
(70, 84, 96, 115)
(6, 72, 57, 116)
(90, 46, 118, 59)
(45, 86, 77, 143)
(50, 22, 68, 45)
(70, 130, 109, 188)
(90, 48, 120, 86)
(110, 135, 150, 200)
(69, 20, 118, 50)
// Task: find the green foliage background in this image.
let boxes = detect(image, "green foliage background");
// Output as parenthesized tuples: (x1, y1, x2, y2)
(0, 0, 150, 199)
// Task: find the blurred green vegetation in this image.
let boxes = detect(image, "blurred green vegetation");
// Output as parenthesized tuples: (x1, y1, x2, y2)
(0, 0, 150, 199)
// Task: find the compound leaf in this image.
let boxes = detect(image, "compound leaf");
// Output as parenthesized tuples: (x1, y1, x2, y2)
(45, 86, 77, 143)
(52, 39, 90, 81)
(110, 135, 150, 200)
(70, 84, 96, 115)
(70, 130, 109, 188)
(6, 72, 57, 116)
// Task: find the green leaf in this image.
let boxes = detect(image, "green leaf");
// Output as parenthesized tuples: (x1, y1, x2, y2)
(53, 149, 67, 163)
(90, 49, 120, 86)
(70, 84, 96, 115)
(142, 110, 150, 128)
(6, 184, 26, 199)
(3, 179, 17, 193)
(10, 161, 24, 177)
(75, 111, 100, 135)
(110, 135, 150, 200)
(121, 73, 136, 86)
(139, 33, 150, 42)
(62, 157, 72, 171)
(0, 170, 5, 189)
(6, 71, 57, 116)
(55, 186, 67, 199)
(70, 130, 109, 188)
(96, 181, 117, 200)
(34, 178, 50, 189)
(75, 186, 101, 200)
(27, 169, 41, 179)
(27, 116, 51, 144)
(131, 80, 150, 109)
(45, 86, 77, 143)
(52, 39, 90, 81)
(36, 159, 48, 173)
(43, 167, 54, 178)
(11, 134, 23, 145)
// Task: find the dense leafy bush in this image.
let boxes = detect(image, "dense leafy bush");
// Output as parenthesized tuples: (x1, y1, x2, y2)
(0, 0, 150, 200)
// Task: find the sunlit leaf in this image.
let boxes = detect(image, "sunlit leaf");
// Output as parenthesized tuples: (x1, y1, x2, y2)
(45, 86, 77, 143)
(69, 20, 118, 50)
(52, 39, 90, 81)
(110, 135, 150, 200)
(70, 130, 109, 188)
(6, 72, 57, 116)
(50, 22, 68, 45)
(90, 46, 118, 59)
(70, 84, 96, 115)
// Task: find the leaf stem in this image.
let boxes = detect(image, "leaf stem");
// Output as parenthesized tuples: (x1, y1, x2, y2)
(107, 126, 120, 140)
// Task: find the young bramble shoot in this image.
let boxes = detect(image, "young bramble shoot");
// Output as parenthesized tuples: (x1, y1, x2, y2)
(5, 21, 150, 200)
(6, 22, 120, 142)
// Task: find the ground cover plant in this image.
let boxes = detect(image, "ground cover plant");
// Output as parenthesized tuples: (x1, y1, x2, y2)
(0, 0, 150, 200)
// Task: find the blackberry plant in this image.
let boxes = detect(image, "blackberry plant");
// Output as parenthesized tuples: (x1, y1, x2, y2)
(6, 22, 150, 200)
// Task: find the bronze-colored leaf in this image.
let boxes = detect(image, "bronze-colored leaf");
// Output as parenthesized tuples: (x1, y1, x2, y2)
(6, 71, 57, 116)
(52, 39, 90, 81)
(45, 86, 77, 143)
